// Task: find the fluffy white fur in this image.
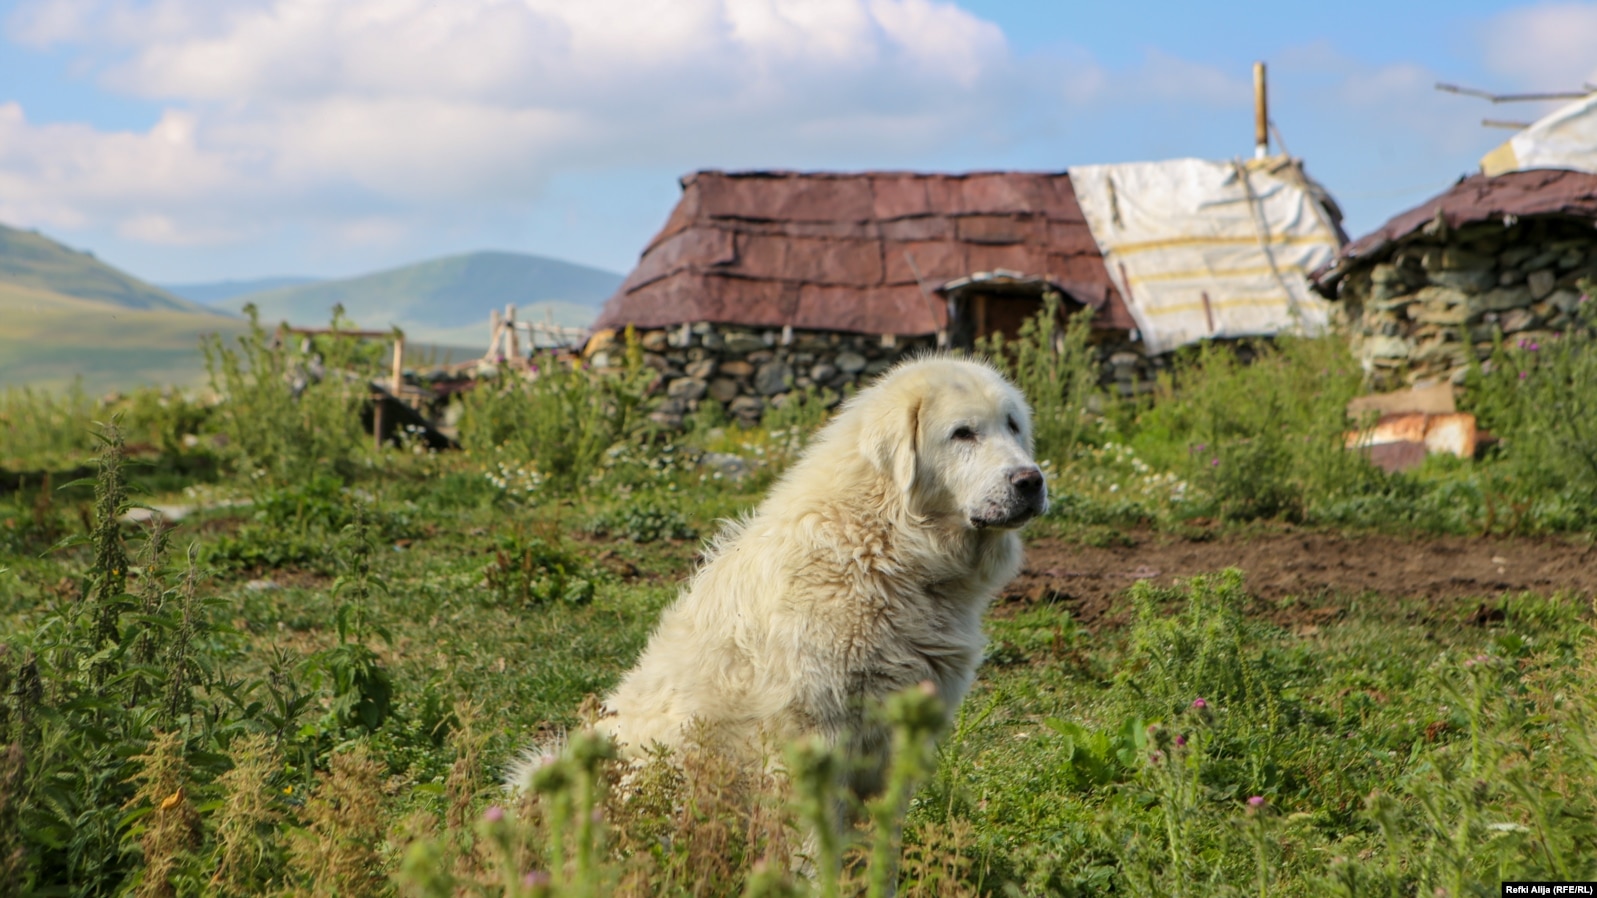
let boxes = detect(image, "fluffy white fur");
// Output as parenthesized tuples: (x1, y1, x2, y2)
(508, 356, 1047, 796)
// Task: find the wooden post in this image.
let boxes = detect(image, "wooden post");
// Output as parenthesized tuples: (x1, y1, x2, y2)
(391, 333, 406, 406)
(488, 309, 502, 359)
(1253, 61, 1269, 159)
(505, 304, 520, 362)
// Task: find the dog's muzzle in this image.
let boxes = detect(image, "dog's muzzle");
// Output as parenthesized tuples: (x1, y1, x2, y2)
(970, 465, 1048, 529)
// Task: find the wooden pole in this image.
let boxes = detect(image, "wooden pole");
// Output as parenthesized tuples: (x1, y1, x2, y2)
(1253, 61, 1269, 159)
(391, 333, 405, 406)
(505, 304, 521, 362)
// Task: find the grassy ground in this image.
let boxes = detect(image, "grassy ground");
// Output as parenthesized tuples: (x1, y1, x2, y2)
(2, 310, 1596, 895)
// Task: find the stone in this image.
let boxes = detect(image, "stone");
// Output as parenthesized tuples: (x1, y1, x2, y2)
(685, 358, 716, 380)
(691, 321, 714, 335)
(1500, 308, 1540, 333)
(667, 325, 694, 348)
(641, 330, 669, 352)
(583, 329, 618, 358)
(667, 377, 708, 401)
(729, 395, 765, 417)
(1422, 246, 1493, 271)
(863, 359, 894, 376)
(1428, 269, 1495, 292)
(1500, 245, 1538, 267)
(1109, 351, 1142, 366)
(1471, 285, 1533, 313)
(1550, 288, 1583, 313)
(1522, 249, 1561, 271)
(1370, 263, 1405, 285)
(642, 353, 671, 373)
(1413, 303, 1469, 326)
(1560, 248, 1588, 270)
(1363, 335, 1412, 359)
(754, 361, 793, 395)
(720, 360, 754, 377)
(700, 331, 725, 351)
(1499, 268, 1525, 286)
(700, 452, 750, 481)
(723, 332, 765, 354)
(1371, 281, 1412, 303)
(836, 351, 868, 374)
(809, 362, 838, 383)
(588, 351, 611, 370)
(649, 411, 684, 429)
(707, 378, 740, 402)
(1528, 268, 1557, 300)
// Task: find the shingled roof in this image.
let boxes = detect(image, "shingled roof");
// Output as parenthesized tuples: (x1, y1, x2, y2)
(1313, 168, 1597, 295)
(593, 170, 1135, 336)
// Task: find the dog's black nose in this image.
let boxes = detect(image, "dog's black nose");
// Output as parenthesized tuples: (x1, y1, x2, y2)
(1010, 466, 1044, 496)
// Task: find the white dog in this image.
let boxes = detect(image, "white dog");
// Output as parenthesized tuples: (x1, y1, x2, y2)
(509, 356, 1047, 797)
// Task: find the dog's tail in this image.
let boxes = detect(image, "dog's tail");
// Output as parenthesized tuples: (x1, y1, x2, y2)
(501, 730, 567, 794)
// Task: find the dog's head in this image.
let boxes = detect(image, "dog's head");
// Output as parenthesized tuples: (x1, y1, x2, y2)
(856, 357, 1048, 529)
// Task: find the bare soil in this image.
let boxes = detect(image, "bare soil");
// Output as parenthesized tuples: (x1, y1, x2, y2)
(1006, 530, 1597, 630)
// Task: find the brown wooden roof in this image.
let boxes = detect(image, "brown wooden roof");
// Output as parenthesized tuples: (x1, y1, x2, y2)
(1313, 168, 1597, 295)
(593, 170, 1134, 335)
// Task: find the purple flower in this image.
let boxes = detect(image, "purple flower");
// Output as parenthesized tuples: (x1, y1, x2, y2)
(1247, 795, 1266, 808)
(1192, 698, 1207, 710)
(1175, 734, 1187, 748)
(483, 805, 505, 823)
(523, 870, 551, 887)
(1519, 371, 1529, 379)
(1210, 458, 1221, 468)
(1148, 750, 1165, 765)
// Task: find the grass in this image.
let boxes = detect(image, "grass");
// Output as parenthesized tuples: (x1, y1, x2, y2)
(2, 302, 1597, 894)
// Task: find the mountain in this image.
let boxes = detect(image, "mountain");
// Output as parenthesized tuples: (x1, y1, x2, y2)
(0, 223, 219, 315)
(219, 250, 623, 343)
(161, 276, 321, 305)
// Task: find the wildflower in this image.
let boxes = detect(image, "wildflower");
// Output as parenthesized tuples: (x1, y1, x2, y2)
(1519, 371, 1528, 380)
(524, 870, 551, 887)
(1174, 734, 1187, 748)
(1192, 698, 1207, 710)
(483, 805, 505, 823)
(1210, 458, 1220, 467)
(1148, 750, 1165, 765)
(1247, 795, 1266, 809)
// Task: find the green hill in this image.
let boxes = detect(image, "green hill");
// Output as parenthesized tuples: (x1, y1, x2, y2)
(0, 282, 247, 394)
(221, 251, 622, 343)
(0, 223, 218, 314)
(161, 276, 322, 305)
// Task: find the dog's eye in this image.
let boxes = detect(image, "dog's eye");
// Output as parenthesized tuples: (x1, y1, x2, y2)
(1007, 416, 1021, 435)
(951, 426, 977, 442)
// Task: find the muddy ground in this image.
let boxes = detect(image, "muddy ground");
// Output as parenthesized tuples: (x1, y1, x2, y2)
(1005, 530, 1597, 629)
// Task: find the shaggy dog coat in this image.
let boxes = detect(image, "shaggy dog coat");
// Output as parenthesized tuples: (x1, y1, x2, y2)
(511, 356, 1046, 796)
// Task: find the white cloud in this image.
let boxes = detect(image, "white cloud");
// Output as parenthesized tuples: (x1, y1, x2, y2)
(0, 0, 1022, 248)
(1480, 2, 1597, 92)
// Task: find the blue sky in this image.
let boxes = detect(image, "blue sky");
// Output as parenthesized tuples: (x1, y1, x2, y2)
(1, 0, 1593, 284)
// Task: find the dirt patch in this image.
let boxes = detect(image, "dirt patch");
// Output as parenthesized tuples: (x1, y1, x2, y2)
(1007, 530, 1597, 629)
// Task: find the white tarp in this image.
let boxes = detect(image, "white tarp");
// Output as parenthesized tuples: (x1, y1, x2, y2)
(1070, 157, 1341, 355)
(1481, 94, 1597, 176)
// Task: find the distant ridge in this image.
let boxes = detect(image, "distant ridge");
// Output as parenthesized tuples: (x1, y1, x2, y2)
(161, 276, 321, 305)
(220, 250, 623, 343)
(0, 223, 219, 315)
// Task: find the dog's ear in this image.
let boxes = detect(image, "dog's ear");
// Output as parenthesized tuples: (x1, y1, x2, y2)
(859, 394, 921, 497)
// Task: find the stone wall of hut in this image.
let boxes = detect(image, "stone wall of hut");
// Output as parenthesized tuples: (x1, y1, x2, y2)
(1337, 218, 1597, 390)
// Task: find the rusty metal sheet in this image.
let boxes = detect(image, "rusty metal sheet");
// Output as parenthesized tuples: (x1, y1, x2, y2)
(1045, 220, 1101, 255)
(798, 284, 944, 334)
(879, 216, 955, 242)
(956, 214, 1042, 245)
(883, 240, 968, 286)
(958, 173, 1045, 215)
(619, 226, 735, 294)
(696, 171, 876, 222)
(871, 174, 937, 220)
(732, 234, 883, 286)
(963, 243, 1044, 274)
(1316, 169, 1597, 292)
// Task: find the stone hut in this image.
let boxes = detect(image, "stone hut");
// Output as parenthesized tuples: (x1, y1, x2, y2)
(586, 170, 1149, 427)
(1311, 169, 1597, 390)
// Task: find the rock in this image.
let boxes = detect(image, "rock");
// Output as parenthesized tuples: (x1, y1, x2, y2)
(700, 452, 750, 481)
(648, 411, 684, 429)
(754, 361, 793, 395)
(1469, 286, 1532, 314)
(1371, 263, 1405, 285)
(836, 351, 868, 373)
(1412, 285, 1468, 306)
(583, 329, 618, 358)
(1550, 288, 1583, 313)
(588, 351, 611, 370)
(1414, 303, 1469, 326)
(1522, 249, 1561, 271)
(1422, 246, 1493, 271)
(1364, 335, 1412, 359)
(685, 358, 716, 379)
(720, 360, 754, 377)
(245, 579, 281, 592)
(667, 377, 708, 401)
(1500, 245, 1537, 267)
(810, 362, 837, 383)
(641, 330, 669, 352)
(1109, 351, 1142, 367)
(1499, 268, 1526, 286)
(1528, 268, 1557, 300)
(691, 321, 714, 335)
(707, 378, 740, 402)
(667, 325, 694, 349)
(700, 330, 725, 351)
(729, 396, 764, 426)
(1500, 308, 1540, 333)
(863, 359, 894, 376)
(1428, 269, 1496, 292)
(723, 332, 765, 354)
(1559, 248, 1587, 270)
(641, 353, 671, 373)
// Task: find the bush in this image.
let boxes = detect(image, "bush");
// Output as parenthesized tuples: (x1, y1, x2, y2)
(458, 336, 653, 495)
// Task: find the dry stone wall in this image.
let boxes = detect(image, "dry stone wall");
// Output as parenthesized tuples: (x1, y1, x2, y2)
(583, 323, 937, 429)
(1337, 218, 1597, 390)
